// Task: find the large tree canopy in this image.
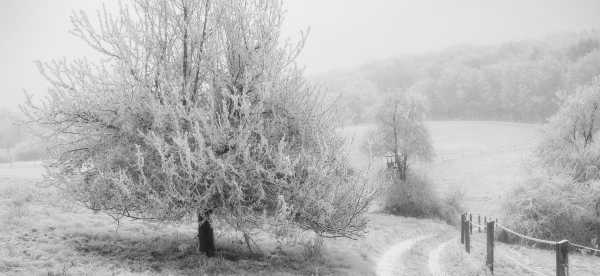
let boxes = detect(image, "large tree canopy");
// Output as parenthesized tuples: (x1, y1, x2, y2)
(25, 0, 371, 256)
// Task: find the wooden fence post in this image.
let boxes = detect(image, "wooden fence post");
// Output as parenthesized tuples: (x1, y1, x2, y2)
(461, 214, 465, 244)
(478, 214, 481, 233)
(556, 240, 569, 276)
(486, 221, 495, 274)
(465, 219, 471, 253)
(469, 213, 473, 234)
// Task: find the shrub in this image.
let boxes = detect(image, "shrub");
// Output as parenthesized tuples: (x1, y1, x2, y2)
(502, 172, 600, 247)
(381, 170, 462, 224)
(537, 77, 600, 182)
(502, 79, 600, 247)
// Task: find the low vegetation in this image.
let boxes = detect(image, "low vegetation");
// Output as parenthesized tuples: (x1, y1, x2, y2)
(381, 171, 462, 225)
(502, 173, 600, 246)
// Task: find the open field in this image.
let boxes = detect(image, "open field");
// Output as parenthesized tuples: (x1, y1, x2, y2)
(425, 121, 542, 215)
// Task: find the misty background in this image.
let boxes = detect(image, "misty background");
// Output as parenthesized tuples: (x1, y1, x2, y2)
(2, 0, 600, 111)
(3, 1, 600, 275)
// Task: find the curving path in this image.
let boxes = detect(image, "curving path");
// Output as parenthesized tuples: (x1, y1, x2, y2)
(376, 235, 433, 276)
(427, 238, 454, 275)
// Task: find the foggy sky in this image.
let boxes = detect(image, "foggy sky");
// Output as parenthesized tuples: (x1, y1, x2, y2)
(2, 0, 600, 110)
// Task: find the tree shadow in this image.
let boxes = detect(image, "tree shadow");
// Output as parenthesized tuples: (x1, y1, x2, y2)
(66, 230, 332, 275)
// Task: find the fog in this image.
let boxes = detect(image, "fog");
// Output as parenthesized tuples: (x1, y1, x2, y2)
(3, 1, 600, 275)
(2, 0, 600, 110)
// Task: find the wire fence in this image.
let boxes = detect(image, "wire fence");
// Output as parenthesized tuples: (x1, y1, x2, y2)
(460, 212, 600, 276)
(495, 223, 557, 246)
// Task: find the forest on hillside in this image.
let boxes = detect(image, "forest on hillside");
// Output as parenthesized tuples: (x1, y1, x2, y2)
(317, 31, 600, 123)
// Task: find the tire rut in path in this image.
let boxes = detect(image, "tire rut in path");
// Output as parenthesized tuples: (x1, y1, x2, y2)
(375, 235, 433, 276)
(427, 238, 454, 276)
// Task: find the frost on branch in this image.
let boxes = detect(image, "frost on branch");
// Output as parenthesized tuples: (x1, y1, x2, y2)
(24, 0, 373, 245)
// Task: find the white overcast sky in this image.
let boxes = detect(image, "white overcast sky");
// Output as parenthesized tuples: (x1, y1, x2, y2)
(2, 0, 600, 110)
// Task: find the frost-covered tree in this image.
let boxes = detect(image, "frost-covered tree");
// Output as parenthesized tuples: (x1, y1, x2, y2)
(369, 90, 433, 180)
(538, 76, 600, 181)
(24, 0, 372, 256)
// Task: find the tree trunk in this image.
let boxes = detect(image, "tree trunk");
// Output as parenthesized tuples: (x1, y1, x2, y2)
(197, 211, 216, 257)
(394, 151, 402, 179)
(401, 153, 408, 181)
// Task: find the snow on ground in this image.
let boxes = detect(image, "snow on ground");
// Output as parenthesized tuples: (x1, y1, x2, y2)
(427, 238, 454, 275)
(376, 235, 432, 276)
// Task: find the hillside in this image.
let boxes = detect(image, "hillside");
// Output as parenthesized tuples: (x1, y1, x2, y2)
(316, 31, 600, 124)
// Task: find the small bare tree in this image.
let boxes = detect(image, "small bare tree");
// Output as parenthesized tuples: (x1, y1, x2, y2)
(369, 91, 433, 180)
(24, 0, 372, 257)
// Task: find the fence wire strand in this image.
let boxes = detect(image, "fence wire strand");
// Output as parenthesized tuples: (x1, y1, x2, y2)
(464, 212, 600, 276)
(495, 222, 558, 245)
(469, 214, 600, 253)
(570, 242, 600, 254)
(466, 222, 552, 276)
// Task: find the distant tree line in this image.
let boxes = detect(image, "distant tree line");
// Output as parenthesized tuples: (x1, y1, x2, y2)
(317, 31, 600, 123)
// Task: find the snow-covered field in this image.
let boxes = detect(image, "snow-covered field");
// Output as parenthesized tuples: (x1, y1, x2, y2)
(425, 121, 542, 215)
